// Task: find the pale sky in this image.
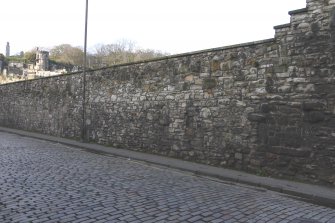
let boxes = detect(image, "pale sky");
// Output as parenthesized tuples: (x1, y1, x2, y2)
(1, 0, 306, 55)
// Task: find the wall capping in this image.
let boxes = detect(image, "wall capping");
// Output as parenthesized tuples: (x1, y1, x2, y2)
(274, 23, 291, 30)
(288, 8, 308, 15)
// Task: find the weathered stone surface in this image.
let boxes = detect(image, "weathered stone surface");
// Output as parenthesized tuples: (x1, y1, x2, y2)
(304, 111, 326, 123)
(0, 0, 334, 185)
(302, 102, 326, 111)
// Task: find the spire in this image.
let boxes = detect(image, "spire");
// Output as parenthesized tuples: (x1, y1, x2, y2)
(6, 42, 10, 57)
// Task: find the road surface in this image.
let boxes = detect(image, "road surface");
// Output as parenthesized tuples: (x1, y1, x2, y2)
(0, 131, 334, 223)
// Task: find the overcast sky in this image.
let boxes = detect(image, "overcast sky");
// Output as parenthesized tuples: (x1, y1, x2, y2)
(1, 0, 306, 55)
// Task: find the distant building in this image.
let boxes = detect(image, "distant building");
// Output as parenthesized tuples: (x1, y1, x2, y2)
(6, 42, 10, 57)
(8, 62, 24, 68)
(1, 47, 71, 84)
(35, 48, 49, 71)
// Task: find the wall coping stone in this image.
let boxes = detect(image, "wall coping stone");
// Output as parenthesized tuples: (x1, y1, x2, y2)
(288, 8, 308, 15)
(274, 23, 291, 29)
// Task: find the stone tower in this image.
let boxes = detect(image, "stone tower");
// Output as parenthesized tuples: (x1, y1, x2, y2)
(35, 48, 49, 71)
(5, 42, 10, 57)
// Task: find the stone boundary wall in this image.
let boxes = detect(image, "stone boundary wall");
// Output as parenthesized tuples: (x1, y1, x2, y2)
(0, 0, 334, 185)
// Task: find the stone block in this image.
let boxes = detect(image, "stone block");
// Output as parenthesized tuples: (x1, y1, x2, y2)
(247, 113, 267, 122)
(296, 84, 315, 93)
(235, 153, 243, 160)
(200, 73, 210, 78)
(302, 102, 326, 111)
(298, 22, 311, 29)
(268, 137, 280, 146)
(202, 78, 217, 90)
(278, 85, 292, 93)
(184, 75, 194, 82)
(304, 111, 326, 123)
(200, 108, 211, 119)
(269, 146, 311, 157)
(211, 60, 221, 72)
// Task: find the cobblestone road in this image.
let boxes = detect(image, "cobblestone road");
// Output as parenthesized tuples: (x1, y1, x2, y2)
(0, 132, 335, 223)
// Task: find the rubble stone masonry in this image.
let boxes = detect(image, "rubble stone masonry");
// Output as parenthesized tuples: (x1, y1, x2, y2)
(0, 0, 334, 185)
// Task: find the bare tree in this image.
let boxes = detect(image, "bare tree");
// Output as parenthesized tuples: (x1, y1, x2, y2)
(93, 39, 168, 68)
(50, 44, 84, 66)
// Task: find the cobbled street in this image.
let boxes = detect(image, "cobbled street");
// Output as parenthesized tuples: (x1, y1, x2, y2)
(0, 132, 334, 223)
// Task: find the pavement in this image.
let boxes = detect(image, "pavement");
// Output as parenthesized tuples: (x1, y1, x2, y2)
(0, 126, 335, 212)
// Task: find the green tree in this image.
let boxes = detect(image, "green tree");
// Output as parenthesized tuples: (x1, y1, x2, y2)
(24, 49, 37, 63)
(0, 53, 5, 61)
(0, 53, 7, 69)
(50, 44, 84, 66)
